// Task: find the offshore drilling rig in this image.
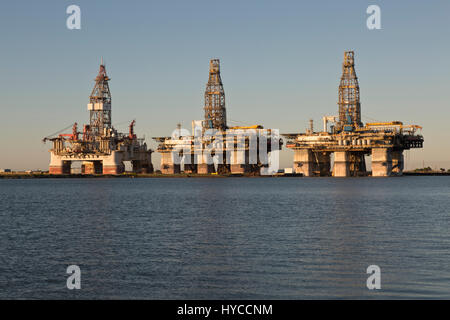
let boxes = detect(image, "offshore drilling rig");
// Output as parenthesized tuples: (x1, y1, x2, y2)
(43, 61, 153, 174)
(283, 51, 424, 177)
(153, 59, 282, 175)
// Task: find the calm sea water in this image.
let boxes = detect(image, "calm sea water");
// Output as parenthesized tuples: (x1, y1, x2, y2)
(0, 177, 449, 299)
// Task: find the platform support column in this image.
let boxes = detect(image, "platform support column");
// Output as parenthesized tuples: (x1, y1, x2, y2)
(372, 148, 392, 177)
(229, 149, 251, 174)
(103, 151, 125, 174)
(313, 152, 331, 176)
(160, 152, 180, 174)
(183, 154, 197, 174)
(196, 152, 215, 174)
(294, 149, 313, 176)
(333, 151, 350, 177)
(391, 150, 404, 175)
(49, 153, 71, 174)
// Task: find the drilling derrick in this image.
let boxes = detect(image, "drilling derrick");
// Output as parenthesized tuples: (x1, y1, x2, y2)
(337, 51, 362, 132)
(204, 59, 227, 131)
(88, 61, 112, 136)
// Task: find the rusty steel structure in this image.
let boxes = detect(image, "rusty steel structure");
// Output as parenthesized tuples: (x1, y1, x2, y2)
(153, 59, 282, 175)
(204, 59, 227, 131)
(283, 51, 424, 177)
(337, 51, 363, 132)
(43, 61, 153, 175)
(89, 59, 112, 136)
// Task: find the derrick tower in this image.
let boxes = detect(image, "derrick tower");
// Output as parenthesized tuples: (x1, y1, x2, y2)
(204, 59, 226, 131)
(88, 60, 112, 136)
(337, 51, 362, 131)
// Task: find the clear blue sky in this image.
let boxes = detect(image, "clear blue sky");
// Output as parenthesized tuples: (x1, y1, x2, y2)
(0, 0, 449, 170)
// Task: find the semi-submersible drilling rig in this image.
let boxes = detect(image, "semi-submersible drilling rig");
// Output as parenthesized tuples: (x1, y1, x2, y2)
(153, 59, 283, 175)
(283, 51, 424, 177)
(43, 62, 153, 174)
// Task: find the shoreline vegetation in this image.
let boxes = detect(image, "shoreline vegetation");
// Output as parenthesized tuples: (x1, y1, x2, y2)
(1, 171, 450, 179)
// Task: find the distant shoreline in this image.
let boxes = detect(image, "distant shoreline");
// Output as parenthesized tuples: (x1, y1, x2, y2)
(1, 171, 450, 179)
(0, 173, 282, 179)
(403, 171, 450, 176)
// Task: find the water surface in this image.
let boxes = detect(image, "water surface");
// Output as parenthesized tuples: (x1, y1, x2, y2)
(0, 177, 449, 299)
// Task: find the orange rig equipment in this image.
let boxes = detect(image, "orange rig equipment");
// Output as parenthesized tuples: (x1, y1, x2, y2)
(82, 124, 92, 141)
(58, 123, 79, 141)
(129, 120, 137, 139)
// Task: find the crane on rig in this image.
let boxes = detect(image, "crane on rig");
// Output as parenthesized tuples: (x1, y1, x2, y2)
(42, 123, 78, 142)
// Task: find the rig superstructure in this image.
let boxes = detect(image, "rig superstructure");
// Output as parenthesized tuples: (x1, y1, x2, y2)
(283, 51, 424, 177)
(43, 61, 153, 174)
(153, 59, 282, 175)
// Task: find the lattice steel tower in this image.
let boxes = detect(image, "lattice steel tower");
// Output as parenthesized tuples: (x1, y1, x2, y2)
(88, 60, 112, 136)
(337, 51, 363, 131)
(204, 59, 227, 131)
